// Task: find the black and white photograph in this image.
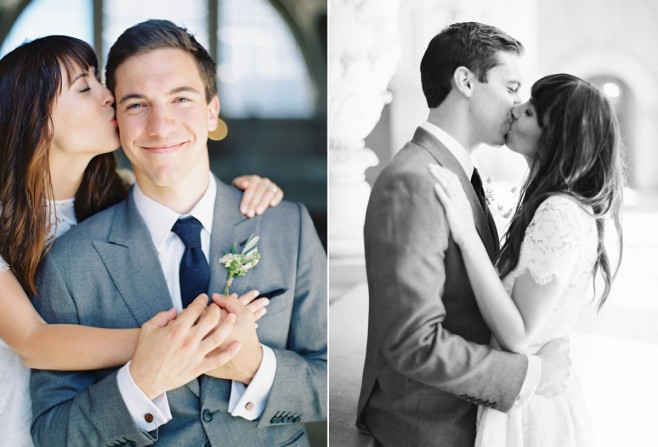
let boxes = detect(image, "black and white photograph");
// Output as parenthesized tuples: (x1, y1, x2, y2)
(329, 1, 658, 446)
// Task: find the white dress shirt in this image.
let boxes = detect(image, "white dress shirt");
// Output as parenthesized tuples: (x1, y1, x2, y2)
(421, 121, 541, 406)
(421, 122, 475, 179)
(116, 176, 277, 432)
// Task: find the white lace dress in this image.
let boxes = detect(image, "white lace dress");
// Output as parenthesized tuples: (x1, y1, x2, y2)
(475, 195, 598, 447)
(0, 198, 77, 447)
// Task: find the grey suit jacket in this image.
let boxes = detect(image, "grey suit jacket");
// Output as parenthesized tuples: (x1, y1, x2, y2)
(30, 177, 326, 447)
(357, 128, 527, 447)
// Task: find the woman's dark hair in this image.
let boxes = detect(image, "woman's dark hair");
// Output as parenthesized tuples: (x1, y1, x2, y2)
(0, 35, 127, 295)
(497, 74, 624, 310)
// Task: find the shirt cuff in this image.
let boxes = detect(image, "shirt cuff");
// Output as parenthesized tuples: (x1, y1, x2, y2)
(117, 361, 172, 432)
(516, 354, 541, 406)
(228, 344, 276, 420)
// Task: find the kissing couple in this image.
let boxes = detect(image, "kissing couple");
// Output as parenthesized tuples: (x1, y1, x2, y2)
(358, 21, 623, 447)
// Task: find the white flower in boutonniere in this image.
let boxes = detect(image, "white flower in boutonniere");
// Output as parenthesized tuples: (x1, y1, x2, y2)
(219, 234, 261, 295)
(485, 187, 495, 206)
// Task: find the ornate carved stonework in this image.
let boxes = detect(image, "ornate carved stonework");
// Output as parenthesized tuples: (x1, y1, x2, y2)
(328, 0, 402, 260)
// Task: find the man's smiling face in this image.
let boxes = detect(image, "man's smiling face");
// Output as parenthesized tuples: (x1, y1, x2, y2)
(114, 47, 219, 192)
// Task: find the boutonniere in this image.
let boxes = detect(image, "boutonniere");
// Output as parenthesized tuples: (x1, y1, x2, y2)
(219, 234, 261, 295)
(485, 187, 495, 206)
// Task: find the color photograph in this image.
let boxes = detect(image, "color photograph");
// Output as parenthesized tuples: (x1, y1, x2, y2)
(0, 1, 326, 446)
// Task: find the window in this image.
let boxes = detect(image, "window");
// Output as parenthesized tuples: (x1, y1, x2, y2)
(1, 0, 313, 118)
(102, 0, 209, 57)
(217, 0, 313, 117)
(0, 0, 92, 57)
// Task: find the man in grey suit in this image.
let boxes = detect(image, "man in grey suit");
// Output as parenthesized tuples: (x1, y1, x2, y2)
(30, 20, 326, 446)
(357, 22, 569, 446)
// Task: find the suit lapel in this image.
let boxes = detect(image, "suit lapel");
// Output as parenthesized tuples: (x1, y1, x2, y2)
(201, 177, 260, 406)
(411, 127, 498, 260)
(94, 192, 204, 396)
(93, 194, 172, 326)
(207, 177, 261, 297)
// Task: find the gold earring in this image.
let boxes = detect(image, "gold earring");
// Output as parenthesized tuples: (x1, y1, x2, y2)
(209, 118, 228, 141)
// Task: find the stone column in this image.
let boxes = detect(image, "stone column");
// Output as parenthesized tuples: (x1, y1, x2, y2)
(328, 0, 402, 263)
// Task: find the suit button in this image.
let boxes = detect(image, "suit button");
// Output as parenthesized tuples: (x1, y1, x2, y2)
(202, 409, 213, 422)
(245, 402, 255, 412)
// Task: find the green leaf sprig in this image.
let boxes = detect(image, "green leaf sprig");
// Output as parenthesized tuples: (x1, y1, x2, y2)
(219, 234, 261, 295)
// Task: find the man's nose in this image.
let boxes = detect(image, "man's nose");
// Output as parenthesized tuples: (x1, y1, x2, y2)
(512, 91, 522, 106)
(146, 104, 174, 136)
(510, 104, 521, 120)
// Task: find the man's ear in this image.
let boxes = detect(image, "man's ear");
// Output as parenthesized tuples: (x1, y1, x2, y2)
(207, 95, 220, 131)
(452, 66, 475, 98)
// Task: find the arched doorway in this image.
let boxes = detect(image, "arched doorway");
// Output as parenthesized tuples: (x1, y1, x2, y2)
(588, 75, 635, 186)
(560, 48, 658, 192)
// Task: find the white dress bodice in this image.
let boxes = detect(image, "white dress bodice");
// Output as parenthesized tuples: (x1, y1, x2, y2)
(0, 198, 77, 447)
(501, 195, 598, 352)
(476, 195, 598, 447)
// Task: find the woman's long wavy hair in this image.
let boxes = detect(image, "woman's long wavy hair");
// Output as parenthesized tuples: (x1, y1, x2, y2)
(0, 36, 127, 296)
(497, 74, 624, 310)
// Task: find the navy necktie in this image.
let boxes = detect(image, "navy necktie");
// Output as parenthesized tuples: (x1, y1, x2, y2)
(171, 217, 210, 308)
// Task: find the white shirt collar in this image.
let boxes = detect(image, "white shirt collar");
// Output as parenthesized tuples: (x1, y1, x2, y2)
(421, 121, 474, 178)
(133, 176, 217, 252)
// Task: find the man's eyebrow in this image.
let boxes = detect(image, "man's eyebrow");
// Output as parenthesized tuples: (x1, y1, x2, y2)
(118, 93, 144, 104)
(170, 86, 201, 95)
(118, 86, 202, 104)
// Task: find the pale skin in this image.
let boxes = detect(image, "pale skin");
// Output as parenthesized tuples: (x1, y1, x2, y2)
(130, 295, 240, 400)
(207, 293, 262, 384)
(0, 277, 268, 370)
(0, 61, 281, 372)
(427, 58, 570, 396)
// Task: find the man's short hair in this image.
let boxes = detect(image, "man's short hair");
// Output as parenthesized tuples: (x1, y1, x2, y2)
(105, 19, 217, 102)
(420, 22, 524, 108)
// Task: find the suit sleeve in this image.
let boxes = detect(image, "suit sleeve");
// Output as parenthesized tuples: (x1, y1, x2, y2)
(256, 204, 327, 427)
(365, 169, 527, 412)
(30, 253, 156, 447)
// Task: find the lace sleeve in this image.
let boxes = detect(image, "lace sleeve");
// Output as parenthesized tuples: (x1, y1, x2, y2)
(515, 196, 589, 286)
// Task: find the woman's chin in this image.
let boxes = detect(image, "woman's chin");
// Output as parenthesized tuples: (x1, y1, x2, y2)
(504, 138, 518, 153)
